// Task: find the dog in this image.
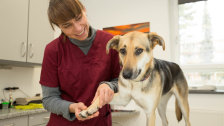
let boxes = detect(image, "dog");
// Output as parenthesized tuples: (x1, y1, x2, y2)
(79, 31, 191, 126)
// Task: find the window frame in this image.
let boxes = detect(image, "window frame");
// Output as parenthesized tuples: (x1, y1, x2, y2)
(169, 0, 224, 88)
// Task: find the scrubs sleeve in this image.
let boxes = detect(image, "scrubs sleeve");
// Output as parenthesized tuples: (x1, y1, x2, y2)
(39, 42, 59, 87)
(100, 78, 118, 93)
(41, 85, 76, 121)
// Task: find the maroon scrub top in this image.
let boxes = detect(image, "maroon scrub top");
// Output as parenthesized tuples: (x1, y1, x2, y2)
(40, 30, 120, 126)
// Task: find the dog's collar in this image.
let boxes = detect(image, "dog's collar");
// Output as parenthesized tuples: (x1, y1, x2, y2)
(140, 68, 152, 81)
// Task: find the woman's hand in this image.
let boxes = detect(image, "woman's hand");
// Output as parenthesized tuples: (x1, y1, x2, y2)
(92, 83, 114, 108)
(69, 102, 99, 121)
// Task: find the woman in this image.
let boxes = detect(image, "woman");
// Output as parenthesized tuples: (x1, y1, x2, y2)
(39, 0, 120, 125)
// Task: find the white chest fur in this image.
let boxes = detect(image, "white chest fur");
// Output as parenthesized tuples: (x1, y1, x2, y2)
(119, 75, 161, 113)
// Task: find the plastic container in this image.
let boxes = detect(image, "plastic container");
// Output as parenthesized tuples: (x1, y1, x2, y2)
(2, 102, 10, 109)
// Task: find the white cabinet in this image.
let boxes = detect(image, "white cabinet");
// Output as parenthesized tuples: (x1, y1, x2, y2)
(0, 0, 53, 64)
(0, 0, 29, 62)
(27, 0, 53, 64)
(0, 112, 50, 126)
(28, 112, 50, 126)
(0, 116, 28, 126)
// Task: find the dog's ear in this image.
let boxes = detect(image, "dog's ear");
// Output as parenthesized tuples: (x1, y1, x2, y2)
(106, 35, 120, 54)
(148, 32, 165, 50)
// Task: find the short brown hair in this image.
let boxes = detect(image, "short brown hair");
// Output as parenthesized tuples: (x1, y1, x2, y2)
(48, 0, 85, 30)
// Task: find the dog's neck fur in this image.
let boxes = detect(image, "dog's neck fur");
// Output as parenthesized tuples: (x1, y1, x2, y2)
(139, 59, 155, 82)
(140, 67, 152, 81)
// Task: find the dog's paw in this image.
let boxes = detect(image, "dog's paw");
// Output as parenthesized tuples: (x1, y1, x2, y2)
(79, 106, 99, 118)
(79, 97, 100, 118)
(79, 110, 88, 118)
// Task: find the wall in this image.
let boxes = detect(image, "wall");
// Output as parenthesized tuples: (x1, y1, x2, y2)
(81, 0, 171, 61)
(0, 66, 42, 101)
(163, 94, 224, 126)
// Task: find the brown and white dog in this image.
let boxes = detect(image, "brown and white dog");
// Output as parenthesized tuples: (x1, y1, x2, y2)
(80, 31, 191, 126)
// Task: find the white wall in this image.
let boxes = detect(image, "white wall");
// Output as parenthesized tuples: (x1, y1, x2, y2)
(0, 66, 42, 100)
(164, 94, 224, 126)
(82, 0, 171, 61)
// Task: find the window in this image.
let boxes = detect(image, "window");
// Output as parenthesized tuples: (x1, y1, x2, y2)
(178, 0, 224, 88)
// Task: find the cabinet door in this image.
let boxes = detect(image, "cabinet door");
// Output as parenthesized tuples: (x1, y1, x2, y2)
(0, 116, 28, 126)
(28, 112, 50, 126)
(0, 0, 29, 62)
(27, 0, 54, 64)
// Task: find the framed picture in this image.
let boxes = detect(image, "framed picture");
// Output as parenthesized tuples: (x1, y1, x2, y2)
(103, 22, 150, 35)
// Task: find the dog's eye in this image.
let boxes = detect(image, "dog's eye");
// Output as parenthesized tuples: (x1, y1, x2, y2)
(119, 49, 126, 55)
(135, 48, 143, 55)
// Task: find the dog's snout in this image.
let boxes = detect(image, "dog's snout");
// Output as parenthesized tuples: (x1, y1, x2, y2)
(122, 69, 132, 79)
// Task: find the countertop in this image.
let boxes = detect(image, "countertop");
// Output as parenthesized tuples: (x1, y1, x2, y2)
(0, 108, 139, 120)
(0, 108, 48, 120)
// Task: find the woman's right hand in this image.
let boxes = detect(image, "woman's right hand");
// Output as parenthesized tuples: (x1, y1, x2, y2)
(69, 102, 99, 121)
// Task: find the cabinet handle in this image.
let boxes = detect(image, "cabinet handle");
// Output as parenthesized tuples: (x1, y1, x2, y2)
(3, 123, 15, 126)
(20, 42, 26, 57)
(28, 43, 34, 58)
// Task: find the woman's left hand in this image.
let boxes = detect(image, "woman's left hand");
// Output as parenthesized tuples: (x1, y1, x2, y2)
(92, 83, 114, 108)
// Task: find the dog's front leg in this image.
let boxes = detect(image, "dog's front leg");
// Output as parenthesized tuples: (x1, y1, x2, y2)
(110, 84, 131, 106)
(143, 92, 161, 126)
(110, 92, 131, 106)
(146, 110, 156, 126)
(79, 83, 131, 118)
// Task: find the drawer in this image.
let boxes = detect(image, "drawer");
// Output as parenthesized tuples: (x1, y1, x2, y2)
(0, 116, 28, 126)
(28, 112, 50, 126)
